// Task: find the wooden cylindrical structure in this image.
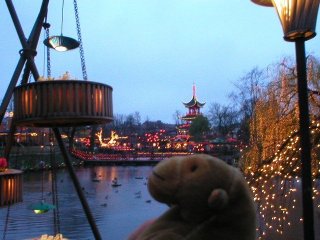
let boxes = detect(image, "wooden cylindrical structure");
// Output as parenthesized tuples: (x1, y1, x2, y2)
(0, 169, 23, 207)
(13, 80, 113, 127)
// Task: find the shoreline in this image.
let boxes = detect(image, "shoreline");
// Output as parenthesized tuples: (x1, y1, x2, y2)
(83, 159, 160, 166)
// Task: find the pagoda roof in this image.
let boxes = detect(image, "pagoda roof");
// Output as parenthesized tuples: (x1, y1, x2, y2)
(183, 95, 205, 108)
(181, 115, 197, 121)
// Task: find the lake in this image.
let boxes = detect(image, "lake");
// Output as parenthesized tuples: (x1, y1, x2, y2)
(0, 165, 319, 240)
(0, 166, 167, 240)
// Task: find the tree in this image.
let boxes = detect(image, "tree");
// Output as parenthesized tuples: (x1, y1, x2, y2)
(124, 114, 135, 135)
(189, 115, 210, 142)
(208, 102, 238, 136)
(230, 67, 267, 144)
(112, 114, 126, 134)
(241, 56, 320, 238)
(172, 110, 182, 125)
(241, 56, 320, 174)
(133, 112, 141, 126)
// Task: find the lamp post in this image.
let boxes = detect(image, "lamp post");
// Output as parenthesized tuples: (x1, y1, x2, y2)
(251, 1, 319, 240)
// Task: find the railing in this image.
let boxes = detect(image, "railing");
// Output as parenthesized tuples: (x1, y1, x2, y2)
(70, 149, 192, 161)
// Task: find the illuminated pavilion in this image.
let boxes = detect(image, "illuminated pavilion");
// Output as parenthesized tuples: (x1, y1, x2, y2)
(177, 84, 205, 135)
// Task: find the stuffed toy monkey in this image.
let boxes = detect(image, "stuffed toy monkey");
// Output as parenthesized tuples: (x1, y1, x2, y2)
(128, 154, 256, 240)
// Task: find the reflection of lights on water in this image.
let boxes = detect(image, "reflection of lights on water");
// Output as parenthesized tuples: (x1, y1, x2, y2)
(33, 233, 68, 240)
(110, 168, 117, 181)
(95, 168, 105, 178)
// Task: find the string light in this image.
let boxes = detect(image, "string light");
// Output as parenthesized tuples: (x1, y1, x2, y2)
(241, 57, 320, 239)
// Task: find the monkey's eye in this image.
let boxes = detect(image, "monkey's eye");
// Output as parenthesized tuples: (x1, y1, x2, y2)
(190, 165, 198, 172)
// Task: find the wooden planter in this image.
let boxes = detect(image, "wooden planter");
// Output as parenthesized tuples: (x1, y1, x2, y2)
(13, 80, 113, 127)
(0, 169, 23, 207)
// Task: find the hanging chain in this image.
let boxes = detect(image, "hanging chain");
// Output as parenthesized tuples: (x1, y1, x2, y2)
(61, 0, 65, 36)
(50, 142, 61, 234)
(43, 22, 51, 78)
(45, 28, 51, 78)
(73, 0, 88, 80)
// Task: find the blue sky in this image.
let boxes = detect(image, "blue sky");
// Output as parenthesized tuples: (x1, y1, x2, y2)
(1, 0, 320, 124)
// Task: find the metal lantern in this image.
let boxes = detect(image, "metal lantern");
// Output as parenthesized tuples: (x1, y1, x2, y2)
(28, 200, 56, 214)
(252, 0, 320, 41)
(0, 169, 23, 207)
(43, 35, 80, 52)
(251, 0, 273, 6)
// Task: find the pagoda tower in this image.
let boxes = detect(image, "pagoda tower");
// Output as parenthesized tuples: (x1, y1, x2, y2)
(178, 84, 205, 135)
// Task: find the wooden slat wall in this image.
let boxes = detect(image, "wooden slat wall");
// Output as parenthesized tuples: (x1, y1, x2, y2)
(0, 171, 23, 207)
(13, 80, 113, 127)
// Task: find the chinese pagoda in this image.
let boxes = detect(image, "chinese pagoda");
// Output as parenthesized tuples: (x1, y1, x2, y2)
(178, 84, 205, 135)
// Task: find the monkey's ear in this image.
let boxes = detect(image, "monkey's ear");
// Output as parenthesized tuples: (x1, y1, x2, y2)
(208, 189, 229, 210)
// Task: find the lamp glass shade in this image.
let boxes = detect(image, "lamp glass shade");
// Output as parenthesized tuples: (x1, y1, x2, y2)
(43, 35, 80, 52)
(251, 0, 274, 6)
(274, 0, 320, 41)
(28, 201, 55, 214)
(252, 0, 320, 41)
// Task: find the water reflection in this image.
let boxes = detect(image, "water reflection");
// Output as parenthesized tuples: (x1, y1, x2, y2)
(2, 166, 319, 240)
(0, 166, 168, 240)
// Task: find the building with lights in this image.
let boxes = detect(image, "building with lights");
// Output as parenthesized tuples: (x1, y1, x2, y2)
(177, 84, 205, 135)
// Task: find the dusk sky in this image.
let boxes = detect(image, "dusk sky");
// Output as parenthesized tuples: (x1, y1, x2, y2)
(1, 1, 320, 124)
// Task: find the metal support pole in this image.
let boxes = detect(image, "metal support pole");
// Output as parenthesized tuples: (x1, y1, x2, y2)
(3, 123, 16, 167)
(0, 57, 26, 123)
(52, 127, 102, 240)
(0, 0, 49, 123)
(295, 38, 315, 240)
(6, 0, 49, 81)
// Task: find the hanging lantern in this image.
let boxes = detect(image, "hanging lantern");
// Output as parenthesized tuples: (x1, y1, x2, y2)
(28, 200, 55, 214)
(43, 35, 80, 52)
(13, 80, 113, 127)
(251, 0, 320, 41)
(0, 168, 23, 207)
(251, 0, 273, 6)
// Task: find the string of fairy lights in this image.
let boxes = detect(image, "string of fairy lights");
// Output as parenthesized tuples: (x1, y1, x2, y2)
(244, 120, 320, 239)
(240, 56, 320, 239)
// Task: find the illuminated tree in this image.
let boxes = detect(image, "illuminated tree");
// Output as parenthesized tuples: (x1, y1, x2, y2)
(243, 68, 299, 173)
(240, 56, 320, 239)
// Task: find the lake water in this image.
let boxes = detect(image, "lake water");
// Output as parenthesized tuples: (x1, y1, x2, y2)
(0, 166, 167, 240)
(1, 165, 319, 240)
